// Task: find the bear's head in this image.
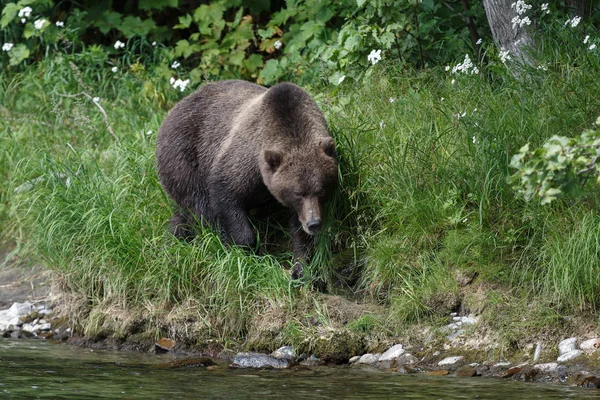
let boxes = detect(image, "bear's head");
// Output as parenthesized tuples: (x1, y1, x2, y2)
(260, 137, 338, 235)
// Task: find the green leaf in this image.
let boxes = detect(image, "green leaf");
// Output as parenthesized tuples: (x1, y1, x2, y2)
(243, 53, 263, 73)
(1, 3, 18, 29)
(174, 14, 192, 29)
(357, 0, 367, 7)
(258, 59, 282, 85)
(8, 43, 29, 65)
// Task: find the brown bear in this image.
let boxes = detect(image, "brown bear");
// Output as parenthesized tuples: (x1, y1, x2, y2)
(156, 80, 337, 279)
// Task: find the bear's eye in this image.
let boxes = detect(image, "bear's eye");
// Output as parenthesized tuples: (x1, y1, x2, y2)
(294, 190, 304, 198)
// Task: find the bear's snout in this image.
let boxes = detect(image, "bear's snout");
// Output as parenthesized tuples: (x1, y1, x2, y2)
(306, 218, 321, 234)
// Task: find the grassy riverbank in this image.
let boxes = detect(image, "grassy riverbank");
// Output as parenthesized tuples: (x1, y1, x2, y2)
(1, 30, 600, 357)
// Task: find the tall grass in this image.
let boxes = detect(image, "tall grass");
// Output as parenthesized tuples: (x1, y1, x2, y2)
(1, 21, 600, 348)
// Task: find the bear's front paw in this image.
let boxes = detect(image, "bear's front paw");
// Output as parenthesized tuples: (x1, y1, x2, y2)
(291, 262, 304, 280)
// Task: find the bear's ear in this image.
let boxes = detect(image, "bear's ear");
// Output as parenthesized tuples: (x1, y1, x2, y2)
(263, 149, 283, 173)
(321, 137, 336, 158)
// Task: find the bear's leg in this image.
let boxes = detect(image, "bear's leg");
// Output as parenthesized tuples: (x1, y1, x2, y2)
(169, 209, 196, 240)
(213, 200, 256, 249)
(290, 215, 315, 280)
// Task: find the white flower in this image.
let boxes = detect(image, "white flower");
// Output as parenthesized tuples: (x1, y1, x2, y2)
(367, 49, 382, 65)
(500, 49, 511, 63)
(440, 97, 445, 101)
(55, 21, 64, 27)
(451, 79, 455, 85)
(171, 78, 190, 92)
(510, 1, 531, 15)
(472, 135, 477, 144)
(590, 44, 597, 50)
(565, 16, 581, 28)
(476, 38, 482, 45)
(537, 64, 548, 71)
(379, 121, 385, 129)
(146, 130, 153, 136)
(584, 35, 590, 44)
(171, 61, 180, 69)
(541, 3, 548, 11)
(114, 40, 125, 50)
(389, 97, 396, 103)
(21, 18, 26, 24)
(92, 97, 100, 103)
(473, 108, 478, 113)
(18, 7, 32, 18)
(2, 43, 13, 52)
(338, 75, 345, 84)
(472, 66, 479, 74)
(445, 65, 450, 71)
(451, 54, 479, 75)
(274, 40, 282, 50)
(34, 19, 46, 30)
(152, 41, 157, 46)
(111, 66, 118, 73)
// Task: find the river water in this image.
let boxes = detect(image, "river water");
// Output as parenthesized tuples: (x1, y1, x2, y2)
(1, 339, 599, 399)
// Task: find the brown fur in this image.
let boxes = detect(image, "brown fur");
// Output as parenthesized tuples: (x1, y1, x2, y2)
(156, 80, 337, 278)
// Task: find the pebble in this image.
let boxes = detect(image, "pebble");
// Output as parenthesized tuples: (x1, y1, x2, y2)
(438, 356, 464, 366)
(379, 344, 405, 362)
(558, 337, 578, 355)
(232, 352, 290, 369)
(534, 362, 559, 373)
(357, 353, 380, 365)
(557, 349, 583, 363)
(271, 346, 296, 361)
(580, 338, 600, 354)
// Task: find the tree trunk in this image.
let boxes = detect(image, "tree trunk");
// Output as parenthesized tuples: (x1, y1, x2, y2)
(482, 0, 534, 66)
(565, 0, 591, 18)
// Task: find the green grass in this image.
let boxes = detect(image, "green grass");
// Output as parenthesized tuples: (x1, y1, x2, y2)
(1, 26, 600, 352)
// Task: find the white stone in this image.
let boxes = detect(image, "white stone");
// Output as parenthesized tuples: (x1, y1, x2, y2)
(450, 312, 457, 317)
(461, 315, 479, 325)
(271, 346, 295, 360)
(8, 302, 34, 318)
(533, 342, 542, 362)
(21, 323, 38, 333)
(349, 356, 360, 364)
(438, 356, 464, 366)
(396, 353, 418, 365)
(446, 323, 459, 330)
(580, 338, 599, 353)
(557, 349, 583, 363)
(452, 317, 461, 321)
(379, 344, 405, 361)
(38, 323, 51, 331)
(357, 353, 380, 365)
(493, 362, 511, 368)
(534, 362, 559, 372)
(558, 337, 578, 355)
(469, 362, 480, 368)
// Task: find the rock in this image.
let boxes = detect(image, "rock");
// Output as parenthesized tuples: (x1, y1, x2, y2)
(452, 317, 461, 322)
(446, 323, 459, 330)
(575, 376, 600, 389)
(232, 352, 290, 369)
(36, 331, 54, 339)
(460, 315, 479, 325)
(534, 362, 559, 373)
(8, 302, 34, 318)
(379, 344, 405, 362)
(557, 349, 583, 363)
(271, 346, 296, 361)
(396, 353, 418, 365)
(558, 337, 577, 355)
(349, 356, 360, 364)
(357, 353, 380, 365)
(438, 356, 464, 367)
(533, 342, 542, 362)
(38, 323, 51, 331)
(21, 323, 38, 333)
(579, 338, 600, 354)
(450, 312, 457, 317)
(456, 366, 477, 377)
(155, 338, 176, 353)
(500, 367, 522, 378)
(493, 362, 511, 368)
(427, 370, 449, 376)
(300, 355, 323, 367)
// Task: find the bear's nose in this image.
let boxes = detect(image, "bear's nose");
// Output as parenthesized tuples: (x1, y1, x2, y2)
(306, 219, 321, 234)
